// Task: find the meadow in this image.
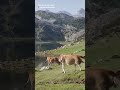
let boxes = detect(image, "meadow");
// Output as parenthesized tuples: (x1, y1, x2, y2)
(35, 40, 85, 90)
(35, 36, 120, 90)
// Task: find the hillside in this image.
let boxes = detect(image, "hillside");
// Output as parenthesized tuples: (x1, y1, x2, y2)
(35, 40, 85, 57)
(35, 40, 85, 90)
(46, 40, 85, 56)
(35, 10, 85, 42)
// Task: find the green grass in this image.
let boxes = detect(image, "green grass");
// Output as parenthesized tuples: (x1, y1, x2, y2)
(35, 40, 85, 90)
(36, 64, 85, 83)
(36, 84, 85, 90)
(47, 40, 85, 56)
(35, 64, 85, 90)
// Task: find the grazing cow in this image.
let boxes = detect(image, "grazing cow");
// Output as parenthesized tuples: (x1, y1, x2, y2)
(86, 67, 120, 90)
(59, 54, 85, 73)
(24, 71, 34, 90)
(47, 56, 60, 67)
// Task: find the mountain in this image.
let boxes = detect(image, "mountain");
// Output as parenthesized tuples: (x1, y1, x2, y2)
(73, 8, 85, 18)
(35, 10, 85, 42)
(78, 8, 85, 17)
(58, 11, 72, 16)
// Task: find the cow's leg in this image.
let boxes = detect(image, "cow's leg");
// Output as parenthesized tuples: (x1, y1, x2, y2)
(62, 63, 65, 73)
(77, 64, 81, 71)
(30, 77, 32, 90)
(48, 62, 51, 68)
(30, 80, 34, 90)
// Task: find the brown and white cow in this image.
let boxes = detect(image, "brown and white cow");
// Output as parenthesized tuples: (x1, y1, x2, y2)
(59, 54, 85, 73)
(47, 56, 60, 67)
(86, 67, 120, 90)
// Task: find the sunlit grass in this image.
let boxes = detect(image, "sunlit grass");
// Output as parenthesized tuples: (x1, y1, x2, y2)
(35, 64, 85, 90)
(36, 84, 85, 90)
(47, 40, 85, 56)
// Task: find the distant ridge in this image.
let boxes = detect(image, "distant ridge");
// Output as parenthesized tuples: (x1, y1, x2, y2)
(35, 10, 85, 42)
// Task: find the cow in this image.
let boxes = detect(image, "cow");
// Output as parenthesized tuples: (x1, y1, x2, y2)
(86, 67, 120, 90)
(47, 56, 60, 68)
(58, 54, 85, 73)
(24, 71, 34, 90)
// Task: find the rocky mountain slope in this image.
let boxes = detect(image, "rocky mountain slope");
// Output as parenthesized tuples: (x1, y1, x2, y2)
(35, 10, 85, 42)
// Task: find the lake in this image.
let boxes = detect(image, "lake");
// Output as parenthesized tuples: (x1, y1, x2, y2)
(35, 41, 63, 52)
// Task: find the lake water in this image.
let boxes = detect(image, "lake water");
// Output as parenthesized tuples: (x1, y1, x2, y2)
(35, 41, 63, 52)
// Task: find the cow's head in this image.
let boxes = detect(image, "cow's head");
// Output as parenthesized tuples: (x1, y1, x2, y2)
(47, 57, 61, 65)
(47, 57, 54, 63)
(54, 57, 61, 65)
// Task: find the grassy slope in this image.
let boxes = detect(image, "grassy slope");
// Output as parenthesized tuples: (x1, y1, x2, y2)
(35, 40, 85, 90)
(36, 65, 85, 90)
(35, 36, 120, 90)
(47, 40, 85, 55)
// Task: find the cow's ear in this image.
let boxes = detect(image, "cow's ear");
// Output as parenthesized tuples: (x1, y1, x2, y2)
(113, 77, 120, 87)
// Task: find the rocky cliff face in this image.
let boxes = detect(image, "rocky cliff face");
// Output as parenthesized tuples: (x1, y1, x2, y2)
(35, 10, 85, 42)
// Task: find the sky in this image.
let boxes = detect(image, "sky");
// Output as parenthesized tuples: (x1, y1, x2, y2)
(35, 0, 85, 15)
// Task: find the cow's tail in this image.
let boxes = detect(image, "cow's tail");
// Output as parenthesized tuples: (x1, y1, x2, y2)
(78, 56, 85, 63)
(80, 56, 85, 59)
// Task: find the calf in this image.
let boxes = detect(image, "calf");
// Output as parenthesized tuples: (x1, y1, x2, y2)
(59, 54, 85, 73)
(86, 67, 120, 90)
